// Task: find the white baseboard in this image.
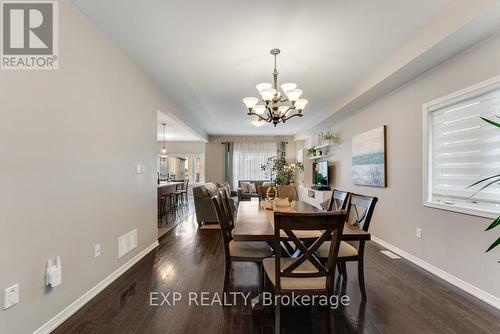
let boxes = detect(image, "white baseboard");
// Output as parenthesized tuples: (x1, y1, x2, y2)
(34, 240, 160, 334)
(371, 236, 500, 310)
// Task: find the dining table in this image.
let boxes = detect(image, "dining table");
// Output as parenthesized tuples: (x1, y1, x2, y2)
(232, 198, 371, 242)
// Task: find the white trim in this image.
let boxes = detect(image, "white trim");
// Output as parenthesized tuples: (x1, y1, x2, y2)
(423, 201, 498, 219)
(422, 74, 500, 219)
(371, 236, 500, 310)
(33, 241, 159, 334)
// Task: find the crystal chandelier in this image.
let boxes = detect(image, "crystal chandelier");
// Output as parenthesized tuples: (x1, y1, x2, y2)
(243, 48, 307, 127)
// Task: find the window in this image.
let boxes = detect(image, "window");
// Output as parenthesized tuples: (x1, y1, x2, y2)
(232, 142, 278, 187)
(423, 76, 500, 218)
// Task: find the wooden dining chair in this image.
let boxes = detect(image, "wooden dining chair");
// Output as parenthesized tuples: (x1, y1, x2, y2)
(263, 210, 347, 334)
(316, 193, 378, 301)
(211, 193, 272, 293)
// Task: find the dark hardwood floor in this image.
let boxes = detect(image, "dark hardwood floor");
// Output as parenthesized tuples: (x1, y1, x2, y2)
(55, 212, 500, 334)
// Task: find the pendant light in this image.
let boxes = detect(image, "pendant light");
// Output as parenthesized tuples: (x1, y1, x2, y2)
(161, 122, 167, 154)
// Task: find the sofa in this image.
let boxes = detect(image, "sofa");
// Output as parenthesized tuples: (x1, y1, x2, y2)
(237, 180, 272, 201)
(193, 183, 237, 226)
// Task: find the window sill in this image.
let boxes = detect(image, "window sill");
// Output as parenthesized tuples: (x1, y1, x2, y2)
(424, 201, 499, 220)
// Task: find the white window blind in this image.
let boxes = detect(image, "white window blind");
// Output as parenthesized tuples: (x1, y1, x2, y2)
(426, 82, 500, 217)
(232, 142, 278, 188)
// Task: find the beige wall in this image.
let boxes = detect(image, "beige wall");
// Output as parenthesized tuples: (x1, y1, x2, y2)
(300, 31, 500, 299)
(0, 2, 176, 333)
(204, 135, 296, 184)
(157, 141, 205, 155)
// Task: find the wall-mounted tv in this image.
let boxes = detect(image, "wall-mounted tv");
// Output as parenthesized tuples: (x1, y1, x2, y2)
(312, 161, 331, 190)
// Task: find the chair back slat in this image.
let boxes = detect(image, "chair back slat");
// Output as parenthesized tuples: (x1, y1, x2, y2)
(273, 210, 347, 290)
(327, 189, 350, 211)
(211, 194, 233, 244)
(219, 188, 235, 229)
(348, 194, 378, 232)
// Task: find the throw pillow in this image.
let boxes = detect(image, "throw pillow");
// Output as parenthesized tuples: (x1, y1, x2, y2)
(240, 181, 250, 193)
(205, 184, 219, 196)
(248, 183, 256, 193)
(262, 181, 274, 187)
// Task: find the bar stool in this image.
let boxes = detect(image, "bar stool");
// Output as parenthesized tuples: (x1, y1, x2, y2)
(158, 195, 167, 218)
(174, 181, 185, 207)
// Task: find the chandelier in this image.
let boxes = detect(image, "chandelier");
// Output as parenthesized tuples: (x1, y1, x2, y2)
(242, 48, 307, 127)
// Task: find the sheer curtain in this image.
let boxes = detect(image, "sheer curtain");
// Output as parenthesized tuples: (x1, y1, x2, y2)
(232, 142, 278, 188)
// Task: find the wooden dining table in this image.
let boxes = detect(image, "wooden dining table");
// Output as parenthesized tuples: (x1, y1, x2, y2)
(232, 198, 371, 242)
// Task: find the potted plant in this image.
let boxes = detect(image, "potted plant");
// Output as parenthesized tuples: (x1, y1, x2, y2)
(261, 152, 304, 185)
(319, 130, 338, 145)
(307, 147, 317, 157)
(468, 115, 500, 257)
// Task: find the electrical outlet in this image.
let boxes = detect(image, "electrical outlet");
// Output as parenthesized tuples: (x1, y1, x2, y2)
(3, 284, 19, 310)
(94, 244, 101, 257)
(416, 228, 422, 239)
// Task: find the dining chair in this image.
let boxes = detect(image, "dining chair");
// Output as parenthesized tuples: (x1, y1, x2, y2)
(211, 193, 272, 293)
(316, 193, 378, 301)
(263, 210, 347, 334)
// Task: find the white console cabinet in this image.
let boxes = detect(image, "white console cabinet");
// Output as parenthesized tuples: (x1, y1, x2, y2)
(298, 185, 332, 209)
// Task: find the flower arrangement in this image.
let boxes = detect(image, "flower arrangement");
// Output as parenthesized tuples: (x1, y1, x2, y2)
(261, 152, 304, 185)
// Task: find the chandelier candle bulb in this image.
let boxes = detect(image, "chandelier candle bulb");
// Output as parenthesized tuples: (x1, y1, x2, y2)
(243, 48, 306, 126)
(286, 88, 303, 102)
(278, 106, 289, 116)
(260, 88, 276, 101)
(295, 99, 308, 110)
(256, 83, 272, 92)
(281, 83, 297, 93)
(253, 105, 266, 115)
(243, 97, 259, 109)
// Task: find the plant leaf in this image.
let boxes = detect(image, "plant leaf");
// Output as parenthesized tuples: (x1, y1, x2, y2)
(486, 236, 500, 252)
(470, 178, 500, 198)
(481, 117, 500, 128)
(466, 174, 500, 189)
(485, 216, 500, 231)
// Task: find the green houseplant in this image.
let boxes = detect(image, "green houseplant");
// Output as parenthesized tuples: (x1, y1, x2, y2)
(468, 116, 500, 254)
(261, 152, 304, 185)
(319, 130, 338, 145)
(307, 147, 317, 157)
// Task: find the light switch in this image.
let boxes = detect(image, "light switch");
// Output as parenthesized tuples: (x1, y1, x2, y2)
(136, 164, 145, 174)
(95, 244, 101, 257)
(3, 284, 19, 310)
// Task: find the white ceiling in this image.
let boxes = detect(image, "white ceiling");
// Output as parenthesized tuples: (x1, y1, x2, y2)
(157, 110, 202, 141)
(72, 0, 453, 136)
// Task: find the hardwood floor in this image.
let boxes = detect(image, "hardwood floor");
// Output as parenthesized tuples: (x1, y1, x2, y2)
(55, 213, 500, 334)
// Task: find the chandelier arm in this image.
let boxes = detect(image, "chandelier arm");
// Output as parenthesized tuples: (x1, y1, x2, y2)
(266, 106, 273, 119)
(247, 111, 271, 122)
(282, 112, 303, 122)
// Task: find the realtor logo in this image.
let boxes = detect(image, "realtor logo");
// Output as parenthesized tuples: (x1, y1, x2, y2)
(1, 1, 58, 69)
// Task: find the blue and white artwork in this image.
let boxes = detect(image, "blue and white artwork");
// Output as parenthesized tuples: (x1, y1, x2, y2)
(352, 126, 387, 187)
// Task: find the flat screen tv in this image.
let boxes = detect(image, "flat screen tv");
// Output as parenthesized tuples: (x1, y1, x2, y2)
(312, 161, 330, 190)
